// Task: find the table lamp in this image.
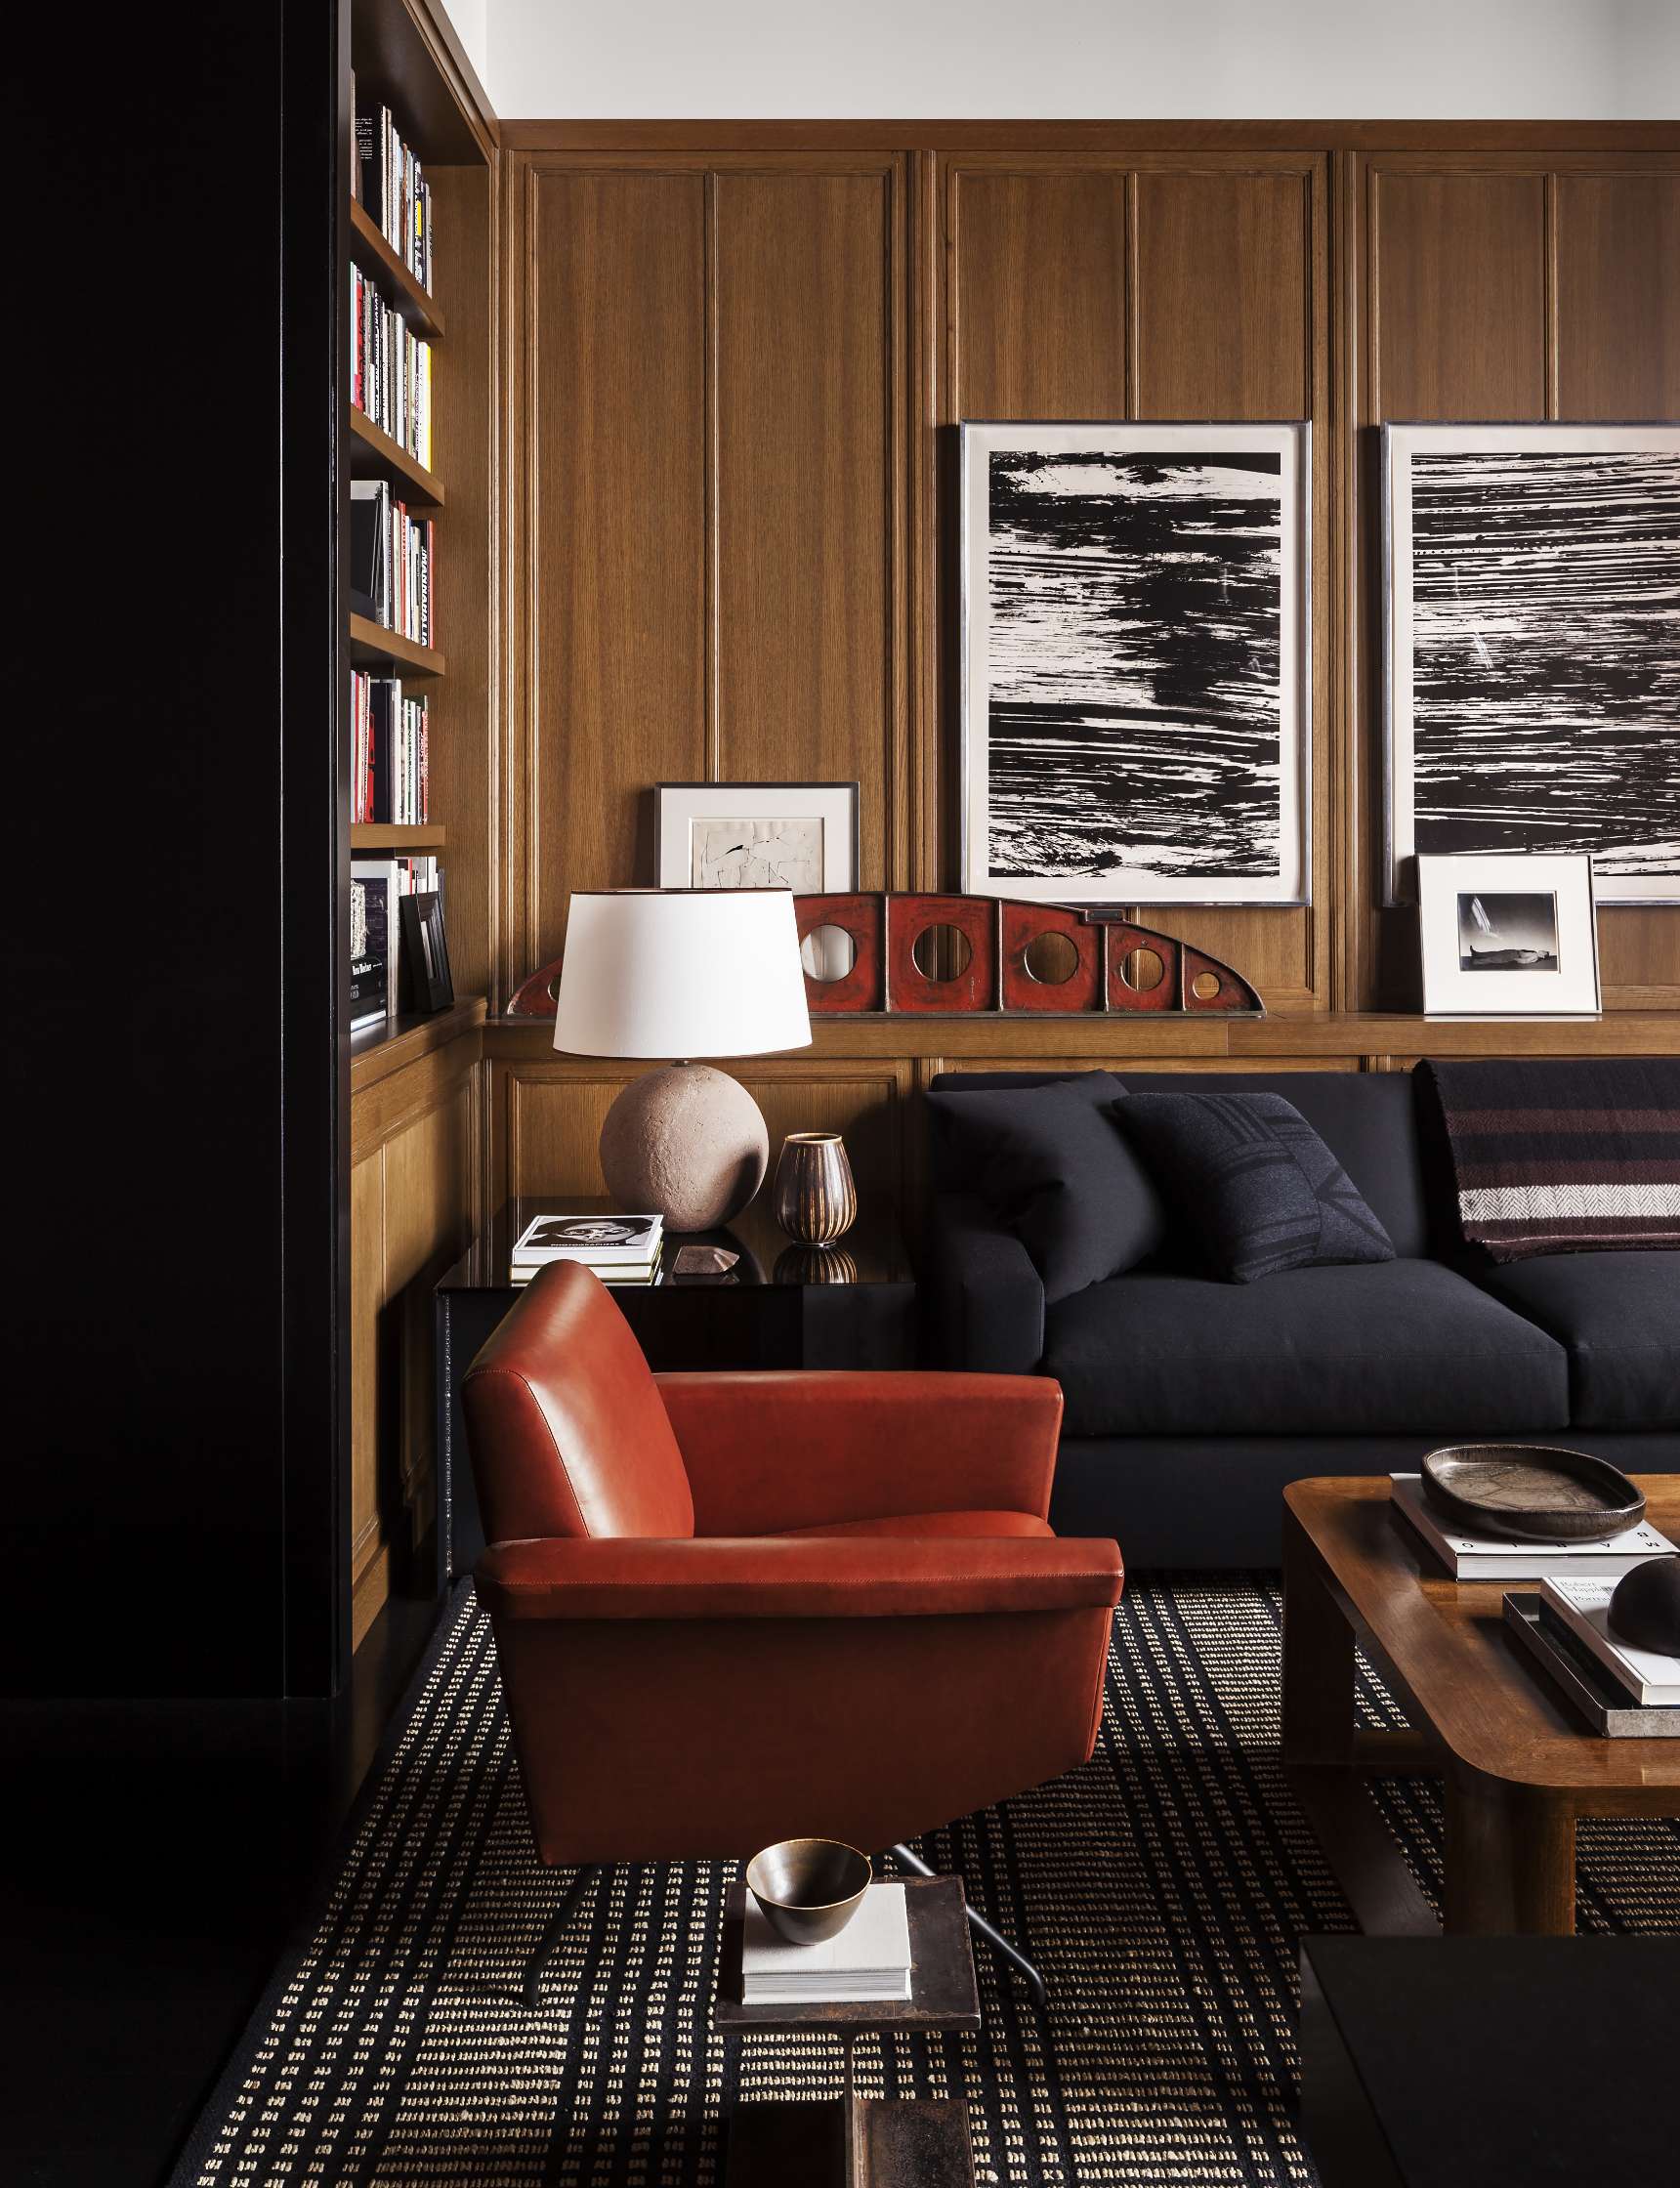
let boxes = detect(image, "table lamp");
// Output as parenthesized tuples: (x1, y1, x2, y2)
(553, 889, 813, 1230)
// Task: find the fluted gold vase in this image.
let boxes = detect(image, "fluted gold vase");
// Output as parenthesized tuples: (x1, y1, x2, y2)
(773, 1131, 858, 1247)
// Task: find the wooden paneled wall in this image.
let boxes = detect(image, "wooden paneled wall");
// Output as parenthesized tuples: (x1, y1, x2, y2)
(349, 1009, 483, 1645)
(494, 128, 1676, 1030)
(1357, 152, 1680, 1008)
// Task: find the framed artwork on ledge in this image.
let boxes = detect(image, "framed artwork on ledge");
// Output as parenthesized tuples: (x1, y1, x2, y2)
(959, 420, 1311, 906)
(1417, 853, 1601, 1019)
(1383, 422, 1680, 906)
(656, 781, 860, 893)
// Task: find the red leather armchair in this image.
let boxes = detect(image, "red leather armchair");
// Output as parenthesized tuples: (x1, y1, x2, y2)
(464, 1260, 1123, 1999)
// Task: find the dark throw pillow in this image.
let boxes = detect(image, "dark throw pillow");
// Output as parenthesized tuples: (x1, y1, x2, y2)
(1114, 1091, 1397, 1284)
(926, 1072, 1166, 1301)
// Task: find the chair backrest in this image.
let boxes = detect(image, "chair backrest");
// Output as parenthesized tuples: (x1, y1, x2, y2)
(463, 1261, 695, 1544)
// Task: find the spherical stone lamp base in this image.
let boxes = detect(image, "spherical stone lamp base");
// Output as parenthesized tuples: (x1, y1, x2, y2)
(598, 1063, 769, 1232)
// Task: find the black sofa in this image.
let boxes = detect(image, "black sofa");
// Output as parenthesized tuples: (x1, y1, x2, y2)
(926, 1069, 1680, 1565)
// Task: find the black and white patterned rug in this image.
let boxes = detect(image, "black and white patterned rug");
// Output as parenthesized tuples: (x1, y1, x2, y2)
(173, 1579, 1679, 2186)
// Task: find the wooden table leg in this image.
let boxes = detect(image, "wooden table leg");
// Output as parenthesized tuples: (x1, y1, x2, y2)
(1445, 1773, 1576, 1935)
(1282, 1507, 1356, 1767)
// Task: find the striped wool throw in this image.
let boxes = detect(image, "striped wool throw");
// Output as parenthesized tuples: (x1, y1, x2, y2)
(1422, 1057, 1680, 1261)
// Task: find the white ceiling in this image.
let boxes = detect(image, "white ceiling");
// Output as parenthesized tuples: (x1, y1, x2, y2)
(439, 0, 1680, 123)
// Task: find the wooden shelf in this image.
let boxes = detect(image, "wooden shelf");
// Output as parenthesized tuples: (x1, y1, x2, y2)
(351, 823, 446, 852)
(349, 407, 445, 505)
(348, 612, 446, 678)
(350, 994, 486, 1097)
(349, 197, 445, 338)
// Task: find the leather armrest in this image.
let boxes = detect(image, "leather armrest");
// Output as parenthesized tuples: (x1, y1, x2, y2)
(476, 1531, 1121, 1621)
(654, 1369, 1063, 1535)
(926, 1193, 1046, 1375)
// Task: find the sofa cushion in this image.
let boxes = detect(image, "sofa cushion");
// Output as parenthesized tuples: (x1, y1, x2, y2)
(1476, 1252, 1680, 1430)
(934, 1068, 1432, 1256)
(1114, 1091, 1397, 1283)
(926, 1072, 1165, 1301)
(1043, 1260, 1571, 1438)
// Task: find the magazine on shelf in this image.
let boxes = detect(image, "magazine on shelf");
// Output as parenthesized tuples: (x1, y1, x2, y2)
(741, 1883, 911, 2004)
(1389, 1474, 1673, 1580)
(1538, 1577, 1680, 1706)
(510, 1213, 664, 1267)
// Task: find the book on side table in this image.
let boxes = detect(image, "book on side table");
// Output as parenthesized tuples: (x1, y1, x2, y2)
(1389, 1474, 1674, 1580)
(509, 1212, 664, 1287)
(741, 1883, 912, 2004)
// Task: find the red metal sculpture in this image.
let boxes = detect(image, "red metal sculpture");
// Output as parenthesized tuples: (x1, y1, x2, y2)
(506, 893, 1264, 1019)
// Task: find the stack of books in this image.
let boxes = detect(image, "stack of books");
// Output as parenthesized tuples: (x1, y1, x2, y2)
(510, 1214, 664, 1288)
(354, 101, 434, 292)
(351, 263, 433, 467)
(1389, 1474, 1674, 1580)
(741, 1883, 912, 2005)
(1539, 1577, 1680, 1709)
(352, 674, 429, 824)
(350, 480, 436, 648)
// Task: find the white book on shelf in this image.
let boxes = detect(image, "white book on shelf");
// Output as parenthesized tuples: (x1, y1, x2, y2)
(1388, 1475, 1672, 1581)
(741, 1882, 912, 2004)
(1538, 1577, 1680, 1706)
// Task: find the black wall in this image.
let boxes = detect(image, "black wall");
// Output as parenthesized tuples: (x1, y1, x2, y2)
(6, 6, 347, 1695)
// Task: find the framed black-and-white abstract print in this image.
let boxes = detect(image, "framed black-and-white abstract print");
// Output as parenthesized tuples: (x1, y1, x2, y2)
(655, 781, 859, 892)
(960, 421, 1311, 906)
(1383, 423, 1680, 905)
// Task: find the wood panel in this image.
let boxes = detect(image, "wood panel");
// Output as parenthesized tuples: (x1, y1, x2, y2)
(1370, 171, 1548, 419)
(1360, 156, 1679, 1012)
(525, 168, 708, 972)
(714, 169, 903, 885)
(1132, 169, 1309, 418)
(500, 1061, 908, 1205)
(349, 1023, 481, 1649)
(1554, 173, 1680, 418)
(949, 170, 1129, 416)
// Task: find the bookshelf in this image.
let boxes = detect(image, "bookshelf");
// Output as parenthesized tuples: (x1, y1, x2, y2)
(341, 0, 493, 1657)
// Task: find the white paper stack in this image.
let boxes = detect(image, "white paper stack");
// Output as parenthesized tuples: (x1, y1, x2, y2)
(1389, 1475, 1674, 1581)
(1539, 1577, 1680, 1707)
(741, 1882, 912, 2004)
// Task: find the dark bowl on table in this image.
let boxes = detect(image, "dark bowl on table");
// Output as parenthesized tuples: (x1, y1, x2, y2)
(745, 1837, 871, 1946)
(1421, 1443, 1646, 1544)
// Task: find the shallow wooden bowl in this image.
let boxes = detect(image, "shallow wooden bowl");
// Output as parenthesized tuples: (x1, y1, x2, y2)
(1421, 1443, 1646, 1543)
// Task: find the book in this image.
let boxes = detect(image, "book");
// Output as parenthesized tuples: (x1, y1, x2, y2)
(1389, 1475, 1674, 1581)
(512, 1251, 664, 1278)
(741, 1882, 912, 2004)
(1538, 1577, 1680, 1706)
(511, 1214, 664, 1267)
(351, 859, 401, 1028)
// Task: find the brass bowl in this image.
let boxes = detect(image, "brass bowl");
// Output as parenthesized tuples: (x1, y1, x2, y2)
(745, 1836, 871, 1946)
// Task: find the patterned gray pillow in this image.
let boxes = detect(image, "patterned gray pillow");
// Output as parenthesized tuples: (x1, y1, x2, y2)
(1113, 1092, 1396, 1283)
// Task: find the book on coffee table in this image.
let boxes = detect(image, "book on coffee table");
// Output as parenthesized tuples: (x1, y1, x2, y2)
(741, 1881, 912, 2004)
(1538, 1577, 1680, 1706)
(1389, 1474, 1673, 1581)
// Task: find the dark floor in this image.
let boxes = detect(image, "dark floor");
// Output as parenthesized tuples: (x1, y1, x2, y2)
(2, 1588, 442, 2188)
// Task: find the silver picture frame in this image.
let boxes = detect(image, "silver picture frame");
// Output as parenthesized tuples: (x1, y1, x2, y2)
(959, 419, 1313, 907)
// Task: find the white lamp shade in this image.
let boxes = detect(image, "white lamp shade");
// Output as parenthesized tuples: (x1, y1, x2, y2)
(553, 890, 814, 1060)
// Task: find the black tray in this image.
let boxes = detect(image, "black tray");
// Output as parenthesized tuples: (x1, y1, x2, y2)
(1423, 1443, 1645, 1543)
(1502, 1593, 1680, 1738)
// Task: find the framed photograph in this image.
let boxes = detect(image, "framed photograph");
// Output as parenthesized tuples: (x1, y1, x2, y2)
(655, 781, 860, 892)
(1383, 422, 1680, 905)
(1418, 853, 1601, 1019)
(960, 421, 1311, 905)
(399, 888, 454, 1014)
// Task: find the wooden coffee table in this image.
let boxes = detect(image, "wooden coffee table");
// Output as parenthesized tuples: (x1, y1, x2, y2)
(1282, 1476, 1680, 1936)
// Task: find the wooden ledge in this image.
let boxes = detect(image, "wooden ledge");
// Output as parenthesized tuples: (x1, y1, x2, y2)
(351, 995, 485, 1098)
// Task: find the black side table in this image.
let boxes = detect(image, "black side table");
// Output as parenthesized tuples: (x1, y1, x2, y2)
(435, 1196, 916, 1580)
(714, 1875, 980, 2186)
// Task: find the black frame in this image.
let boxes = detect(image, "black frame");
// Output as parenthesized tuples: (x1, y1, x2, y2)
(400, 888, 455, 1012)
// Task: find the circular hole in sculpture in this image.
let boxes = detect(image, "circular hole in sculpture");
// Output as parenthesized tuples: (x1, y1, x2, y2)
(911, 923, 974, 982)
(1192, 970, 1223, 1001)
(1119, 946, 1165, 993)
(1022, 931, 1080, 986)
(800, 924, 858, 982)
